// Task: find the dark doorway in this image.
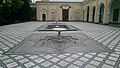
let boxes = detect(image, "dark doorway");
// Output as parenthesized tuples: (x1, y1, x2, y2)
(62, 9, 69, 21)
(113, 9, 119, 21)
(42, 14, 46, 21)
(99, 4, 104, 23)
(86, 6, 90, 22)
(92, 7, 95, 22)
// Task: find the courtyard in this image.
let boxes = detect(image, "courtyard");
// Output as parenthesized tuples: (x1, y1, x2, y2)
(0, 21, 120, 68)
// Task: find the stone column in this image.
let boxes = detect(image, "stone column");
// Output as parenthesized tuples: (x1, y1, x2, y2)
(56, 5, 59, 21)
(59, 7, 62, 21)
(69, 7, 72, 21)
(81, 5, 84, 21)
(89, 1, 92, 22)
(84, 5, 87, 22)
(103, 0, 109, 24)
(95, 0, 99, 23)
(36, 3, 41, 21)
(84, 12, 87, 22)
(82, 11, 84, 21)
(47, 4, 49, 21)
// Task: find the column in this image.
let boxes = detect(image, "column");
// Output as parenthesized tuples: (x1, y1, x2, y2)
(69, 7, 72, 21)
(36, 4, 41, 21)
(84, 4, 87, 22)
(59, 7, 62, 21)
(103, 0, 109, 24)
(95, 0, 99, 23)
(89, 1, 92, 22)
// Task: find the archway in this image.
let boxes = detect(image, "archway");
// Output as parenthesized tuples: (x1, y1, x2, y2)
(42, 14, 46, 21)
(51, 9, 56, 21)
(86, 6, 90, 22)
(109, 0, 120, 23)
(41, 9, 47, 21)
(75, 10, 80, 20)
(98, 3, 104, 23)
(92, 6, 95, 22)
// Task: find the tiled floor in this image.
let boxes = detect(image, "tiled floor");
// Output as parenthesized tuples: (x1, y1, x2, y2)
(0, 22, 120, 68)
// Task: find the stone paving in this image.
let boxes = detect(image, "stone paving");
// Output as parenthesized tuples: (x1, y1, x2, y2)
(0, 21, 120, 68)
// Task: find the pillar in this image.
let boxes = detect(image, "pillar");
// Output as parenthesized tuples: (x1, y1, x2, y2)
(89, 1, 92, 22)
(103, 0, 109, 24)
(95, 0, 99, 23)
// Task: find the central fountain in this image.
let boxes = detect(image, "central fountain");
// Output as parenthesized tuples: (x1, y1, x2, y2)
(37, 23, 79, 43)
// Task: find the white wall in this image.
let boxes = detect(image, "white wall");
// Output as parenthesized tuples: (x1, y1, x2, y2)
(36, 2, 82, 21)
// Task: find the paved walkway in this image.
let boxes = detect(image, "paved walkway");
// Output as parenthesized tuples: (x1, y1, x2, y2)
(0, 22, 120, 68)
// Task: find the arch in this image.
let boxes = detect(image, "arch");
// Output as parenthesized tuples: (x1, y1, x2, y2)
(86, 6, 90, 22)
(75, 10, 80, 20)
(51, 9, 56, 21)
(109, 0, 120, 23)
(98, 3, 105, 23)
(51, 9, 56, 12)
(41, 9, 47, 13)
(108, 0, 113, 14)
(41, 9, 47, 21)
(91, 6, 96, 22)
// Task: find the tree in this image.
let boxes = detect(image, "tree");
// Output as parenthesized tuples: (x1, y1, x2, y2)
(10, 0, 24, 21)
(17, 0, 32, 21)
(0, 0, 13, 25)
(2, 1, 12, 20)
(0, 0, 33, 26)
(0, 0, 3, 21)
(0, 0, 3, 4)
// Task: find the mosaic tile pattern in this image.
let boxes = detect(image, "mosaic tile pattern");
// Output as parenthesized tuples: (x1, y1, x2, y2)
(0, 22, 120, 68)
(5, 32, 111, 54)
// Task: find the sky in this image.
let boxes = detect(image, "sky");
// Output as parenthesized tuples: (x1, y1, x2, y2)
(32, 0, 85, 3)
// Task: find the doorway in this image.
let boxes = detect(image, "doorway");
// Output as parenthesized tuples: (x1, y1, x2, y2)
(42, 14, 46, 21)
(99, 4, 104, 23)
(62, 9, 69, 21)
(86, 6, 90, 22)
(92, 6, 95, 22)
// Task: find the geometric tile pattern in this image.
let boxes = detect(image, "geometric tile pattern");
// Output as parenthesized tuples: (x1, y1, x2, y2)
(5, 32, 111, 54)
(0, 22, 120, 68)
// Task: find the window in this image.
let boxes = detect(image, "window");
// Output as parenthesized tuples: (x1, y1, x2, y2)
(113, 9, 119, 21)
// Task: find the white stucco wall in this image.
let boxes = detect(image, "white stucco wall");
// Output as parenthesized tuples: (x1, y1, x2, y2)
(36, 1, 82, 21)
(36, 0, 120, 24)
